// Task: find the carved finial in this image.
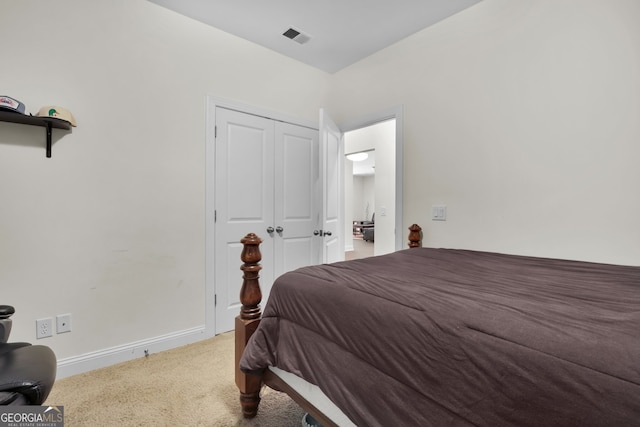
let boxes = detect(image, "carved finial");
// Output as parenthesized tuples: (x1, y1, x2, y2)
(239, 233, 262, 320)
(408, 224, 422, 248)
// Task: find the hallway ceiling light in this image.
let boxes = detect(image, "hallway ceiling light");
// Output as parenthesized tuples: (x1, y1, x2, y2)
(346, 152, 368, 162)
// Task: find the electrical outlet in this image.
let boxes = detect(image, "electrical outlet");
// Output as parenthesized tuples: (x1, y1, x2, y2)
(36, 318, 53, 339)
(56, 313, 72, 334)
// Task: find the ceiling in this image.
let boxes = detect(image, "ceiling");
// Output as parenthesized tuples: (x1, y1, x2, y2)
(147, 0, 482, 74)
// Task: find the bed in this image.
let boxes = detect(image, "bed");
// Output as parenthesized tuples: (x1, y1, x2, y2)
(234, 227, 640, 426)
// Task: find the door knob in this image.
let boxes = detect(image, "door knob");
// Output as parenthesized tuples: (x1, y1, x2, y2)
(324, 231, 332, 236)
(276, 226, 284, 233)
(266, 226, 275, 233)
(313, 230, 321, 236)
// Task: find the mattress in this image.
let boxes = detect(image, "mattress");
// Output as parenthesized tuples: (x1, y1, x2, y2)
(241, 248, 640, 426)
(268, 366, 356, 426)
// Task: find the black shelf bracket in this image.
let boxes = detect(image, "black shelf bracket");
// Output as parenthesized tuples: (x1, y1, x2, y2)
(46, 122, 52, 158)
(0, 110, 72, 158)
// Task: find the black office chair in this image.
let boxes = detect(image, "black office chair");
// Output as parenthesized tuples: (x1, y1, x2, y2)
(0, 305, 57, 405)
(362, 213, 375, 242)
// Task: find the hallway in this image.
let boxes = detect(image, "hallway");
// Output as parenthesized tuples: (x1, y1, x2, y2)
(345, 236, 374, 261)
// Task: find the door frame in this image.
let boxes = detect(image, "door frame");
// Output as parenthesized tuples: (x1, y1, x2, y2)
(204, 96, 318, 337)
(340, 105, 404, 251)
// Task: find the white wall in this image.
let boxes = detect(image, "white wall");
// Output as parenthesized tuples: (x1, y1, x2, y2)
(329, 0, 640, 265)
(0, 0, 330, 372)
(344, 159, 355, 252)
(353, 176, 375, 222)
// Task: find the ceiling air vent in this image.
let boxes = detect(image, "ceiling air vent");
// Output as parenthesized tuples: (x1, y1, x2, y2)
(282, 27, 311, 45)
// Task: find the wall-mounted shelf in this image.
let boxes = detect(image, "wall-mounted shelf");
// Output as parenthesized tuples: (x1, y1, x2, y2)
(0, 110, 72, 158)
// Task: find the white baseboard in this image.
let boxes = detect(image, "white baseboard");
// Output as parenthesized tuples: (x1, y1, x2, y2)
(56, 326, 207, 379)
(345, 245, 354, 252)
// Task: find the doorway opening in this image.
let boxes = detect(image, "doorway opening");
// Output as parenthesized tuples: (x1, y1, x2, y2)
(345, 149, 375, 260)
(344, 117, 397, 259)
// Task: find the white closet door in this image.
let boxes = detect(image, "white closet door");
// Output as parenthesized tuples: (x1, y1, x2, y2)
(320, 109, 344, 264)
(274, 122, 321, 277)
(214, 107, 275, 334)
(214, 108, 321, 334)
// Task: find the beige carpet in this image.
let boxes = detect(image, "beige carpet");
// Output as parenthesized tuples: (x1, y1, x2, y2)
(345, 236, 374, 261)
(45, 332, 304, 426)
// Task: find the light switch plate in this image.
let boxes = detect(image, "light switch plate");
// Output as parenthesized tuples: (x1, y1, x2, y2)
(432, 205, 447, 221)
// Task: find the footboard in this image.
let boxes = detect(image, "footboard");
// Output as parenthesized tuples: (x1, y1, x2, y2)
(234, 225, 422, 419)
(234, 233, 264, 418)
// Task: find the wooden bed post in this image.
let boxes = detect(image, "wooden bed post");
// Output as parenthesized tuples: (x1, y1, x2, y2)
(235, 225, 423, 419)
(235, 233, 264, 418)
(409, 224, 422, 248)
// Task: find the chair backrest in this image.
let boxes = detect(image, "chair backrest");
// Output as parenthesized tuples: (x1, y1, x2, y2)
(0, 306, 15, 343)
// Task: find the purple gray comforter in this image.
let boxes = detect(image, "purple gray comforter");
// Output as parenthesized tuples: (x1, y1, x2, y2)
(240, 248, 640, 426)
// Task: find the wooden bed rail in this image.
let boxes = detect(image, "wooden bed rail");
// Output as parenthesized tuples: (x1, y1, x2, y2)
(235, 225, 422, 419)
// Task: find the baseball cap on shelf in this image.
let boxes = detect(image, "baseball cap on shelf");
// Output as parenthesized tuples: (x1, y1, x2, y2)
(36, 106, 77, 127)
(0, 95, 27, 114)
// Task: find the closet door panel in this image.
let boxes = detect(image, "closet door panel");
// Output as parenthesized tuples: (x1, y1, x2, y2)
(226, 123, 271, 221)
(274, 122, 320, 278)
(214, 107, 275, 333)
